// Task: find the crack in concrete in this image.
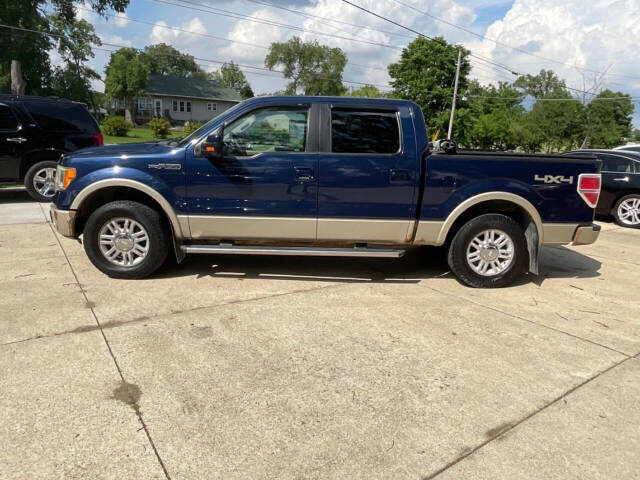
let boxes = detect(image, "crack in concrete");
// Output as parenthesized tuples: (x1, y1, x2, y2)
(1, 282, 343, 347)
(46, 221, 173, 480)
(420, 355, 634, 480)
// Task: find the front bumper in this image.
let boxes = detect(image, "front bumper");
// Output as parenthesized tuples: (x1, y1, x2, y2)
(50, 205, 77, 238)
(572, 223, 601, 245)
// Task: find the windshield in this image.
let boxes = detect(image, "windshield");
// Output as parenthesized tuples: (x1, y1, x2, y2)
(174, 102, 245, 147)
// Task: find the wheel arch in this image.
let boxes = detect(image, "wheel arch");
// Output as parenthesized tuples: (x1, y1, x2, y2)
(70, 179, 186, 261)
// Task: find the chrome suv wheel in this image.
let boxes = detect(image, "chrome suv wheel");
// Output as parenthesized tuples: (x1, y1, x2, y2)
(24, 160, 58, 202)
(83, 201, 170, 279)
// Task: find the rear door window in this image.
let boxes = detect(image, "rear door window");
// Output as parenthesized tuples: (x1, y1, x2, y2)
(331, 109, 400, 154)
(600, 154, 635, 173)
(25, 102, 97, 133)
(0, 104, 19, 131)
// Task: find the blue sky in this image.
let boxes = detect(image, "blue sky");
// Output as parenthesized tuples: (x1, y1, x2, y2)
(72, 0, 640, 125)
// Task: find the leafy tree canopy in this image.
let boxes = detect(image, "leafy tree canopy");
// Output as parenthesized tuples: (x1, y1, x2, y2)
(265, 36, 347, 96)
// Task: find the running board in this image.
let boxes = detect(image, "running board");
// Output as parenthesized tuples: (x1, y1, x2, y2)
(181, 244, 408, 258)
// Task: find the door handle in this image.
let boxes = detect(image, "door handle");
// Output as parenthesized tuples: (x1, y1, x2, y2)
(294, 167, 315, 182)
(390, 169, 412, 183)
(6, 137, 27, 143)
(613, 176, 629, 182)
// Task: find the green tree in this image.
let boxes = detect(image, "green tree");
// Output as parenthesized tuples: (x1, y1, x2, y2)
(265, 36, 347, 95)
(388, 36, 471, 139)
(104, 48, 149, 124)
(49, 15, 101, 110)
(514, 69, 567, 98)
(346, 84, 385, 98)
(218, 61, 254, 99)
(141, 43, 201, 77)
(581, 90, 633, 148)
(1, 0, 128, 95)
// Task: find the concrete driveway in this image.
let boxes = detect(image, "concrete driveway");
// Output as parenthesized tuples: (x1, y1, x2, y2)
(1, 188, 639, 480)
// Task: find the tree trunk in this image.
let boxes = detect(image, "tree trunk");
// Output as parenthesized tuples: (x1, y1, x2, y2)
(124, 98, 134, 125)
(11, 60, 27, 95)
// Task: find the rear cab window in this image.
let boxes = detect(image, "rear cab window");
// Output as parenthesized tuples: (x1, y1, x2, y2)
(0, 104, 20, 131)
(24, 102, 98, 133)
(331, 109, 400, 154)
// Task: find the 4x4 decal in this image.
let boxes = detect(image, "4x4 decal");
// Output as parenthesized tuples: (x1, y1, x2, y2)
(534, 174, 574, 184)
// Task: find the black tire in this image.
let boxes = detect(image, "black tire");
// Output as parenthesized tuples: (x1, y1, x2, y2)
(24, 160, 58, 202)
(83, 200, 170, 279)
(612, 194, 640, 228)
(447, 214, 528, 288)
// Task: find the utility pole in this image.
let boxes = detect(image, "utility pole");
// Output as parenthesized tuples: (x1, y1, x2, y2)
(447, 48, 462, 140)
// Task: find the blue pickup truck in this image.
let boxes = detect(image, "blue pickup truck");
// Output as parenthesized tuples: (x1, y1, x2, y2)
(50, 96, 602, 287)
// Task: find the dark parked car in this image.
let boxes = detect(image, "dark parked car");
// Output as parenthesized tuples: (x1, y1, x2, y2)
(565, 149, 640, 228)
(0, 95, 102, 202)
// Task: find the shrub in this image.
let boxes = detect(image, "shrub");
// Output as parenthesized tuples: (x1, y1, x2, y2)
(101, 116, 129, 137)
(148, 117, 170, 139)
(184, 121, 204, 136)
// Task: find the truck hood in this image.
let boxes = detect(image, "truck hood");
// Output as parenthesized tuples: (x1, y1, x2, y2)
(65, 142, 179, 161)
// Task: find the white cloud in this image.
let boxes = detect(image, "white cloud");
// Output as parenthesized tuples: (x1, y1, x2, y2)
(148, 17, 206, 47)
(75, 1, 97, 22)
(101, 34, 133, 48)
(465, 0, 640, 95)
(220, 8, 284, 63)
(114, 12, 130, 28)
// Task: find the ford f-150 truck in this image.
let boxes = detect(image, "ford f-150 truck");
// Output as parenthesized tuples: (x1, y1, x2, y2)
(50, 96, 602, 288)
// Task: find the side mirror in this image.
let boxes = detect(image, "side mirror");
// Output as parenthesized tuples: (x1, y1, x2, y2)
(198, 132, 222, 159)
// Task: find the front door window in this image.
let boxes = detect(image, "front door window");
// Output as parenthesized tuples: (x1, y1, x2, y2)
(223, 107, 308, 157)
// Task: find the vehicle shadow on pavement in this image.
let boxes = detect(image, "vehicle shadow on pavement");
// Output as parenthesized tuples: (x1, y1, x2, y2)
(0, 188, 34, 204)
(157, 245, 601, 287)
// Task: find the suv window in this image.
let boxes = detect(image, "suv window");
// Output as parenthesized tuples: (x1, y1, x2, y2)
(600, 154, 636, 173)
(24, 102, 96, 133)
(223, 107, 308, 157)
(0, 104, 19, 131)
(331, 109, 400, 154)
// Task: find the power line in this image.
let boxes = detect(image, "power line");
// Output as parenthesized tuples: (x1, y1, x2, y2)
(148, 0, 403, 50)
(0, 23, 391, 90)
(387, 0, 640, 81)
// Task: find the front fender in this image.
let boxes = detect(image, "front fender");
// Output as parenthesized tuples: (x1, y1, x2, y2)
(55, 167, 185, 239)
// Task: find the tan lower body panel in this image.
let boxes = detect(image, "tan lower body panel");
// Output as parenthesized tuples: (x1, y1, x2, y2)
(316, 218, 413, 243)
(187, 215, 316, 240)
(541, 223, 579, 245)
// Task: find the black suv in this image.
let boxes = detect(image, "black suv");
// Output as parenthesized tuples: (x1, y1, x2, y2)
(0, 95, 102, 202)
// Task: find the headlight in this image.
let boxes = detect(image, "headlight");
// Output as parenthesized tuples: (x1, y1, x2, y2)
(55, 165, 76, 191)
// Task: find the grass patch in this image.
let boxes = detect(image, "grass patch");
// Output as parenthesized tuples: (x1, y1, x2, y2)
(102, 127, 183, 145)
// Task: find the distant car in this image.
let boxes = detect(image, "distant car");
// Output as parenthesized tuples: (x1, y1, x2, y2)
(613, 144, 640, 153)
(565, 149, 640, 228)
(0, 95, 102, 202)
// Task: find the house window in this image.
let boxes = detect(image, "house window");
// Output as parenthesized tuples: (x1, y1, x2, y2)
(172, 100, 178, 112)
(207, 103, 217, 112)
(179, 101, 185, 112)
(186, 101, 191, 113)
(137, 97, 152, 111)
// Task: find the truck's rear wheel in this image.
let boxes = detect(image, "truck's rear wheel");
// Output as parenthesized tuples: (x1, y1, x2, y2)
(83, 200, 169, 279)
(447, 214, 527, 288)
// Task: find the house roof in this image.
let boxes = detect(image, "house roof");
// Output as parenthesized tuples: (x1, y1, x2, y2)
(143, 74, 242, 102)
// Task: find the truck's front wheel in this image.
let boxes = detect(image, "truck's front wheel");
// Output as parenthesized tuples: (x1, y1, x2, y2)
(83, 201, 169, 279)
(447, 214, 527, 288)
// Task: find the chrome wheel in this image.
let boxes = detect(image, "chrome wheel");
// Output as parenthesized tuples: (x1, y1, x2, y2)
(617, 198, 640, 226)
(98, 217, 150, 267)
(32, 167, 57, 198)
(466, 229, 514, 277)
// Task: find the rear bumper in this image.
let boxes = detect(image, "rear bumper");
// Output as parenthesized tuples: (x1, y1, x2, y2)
(572, 223, 601, 246)
(50, 205, 76, 238)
